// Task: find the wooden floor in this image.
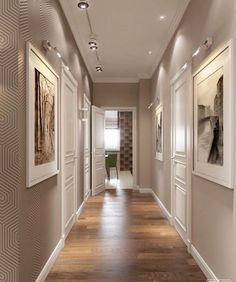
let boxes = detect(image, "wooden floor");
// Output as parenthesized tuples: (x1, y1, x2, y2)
(46, 190, 206, 282)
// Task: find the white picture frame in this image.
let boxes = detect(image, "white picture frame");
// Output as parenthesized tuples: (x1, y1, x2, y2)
(155, 104, 163, 161)
(193, 39, 235, 189)
(26, 42, 59, 187)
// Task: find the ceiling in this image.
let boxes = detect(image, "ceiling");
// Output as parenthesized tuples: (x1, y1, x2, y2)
(59, 0, 190, 83)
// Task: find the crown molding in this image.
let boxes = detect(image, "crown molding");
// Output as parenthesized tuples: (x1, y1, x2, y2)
(60, 0, 190, 83)
(93, 77, 140, 83)
(149, 0, 190, 77)
(59, 0, 95, 81)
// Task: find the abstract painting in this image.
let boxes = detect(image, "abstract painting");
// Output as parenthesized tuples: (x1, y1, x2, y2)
(155, 105, 163, 161)
(197, 69, 223, 166)
(35, 69, 55, 165)
(193, 40, 235, 189)
(27, 43, 59, 187)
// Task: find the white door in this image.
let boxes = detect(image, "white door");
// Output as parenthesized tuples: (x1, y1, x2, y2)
(83, 94, 91, 199)
(92, 106, 105, 196)
(61, 65, 78, 238)
(171, 66, 192, 249)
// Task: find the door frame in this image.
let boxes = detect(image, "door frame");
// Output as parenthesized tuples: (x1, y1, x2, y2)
(170, 64, 193, 251)
(92, 106, 106, 196)
(102, 106, 138, 189)
(60, 63, 78, 239)
(83, 93, 91, 199)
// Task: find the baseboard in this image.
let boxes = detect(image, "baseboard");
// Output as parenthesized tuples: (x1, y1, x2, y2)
(36, 238, 64, 282)
(152, 191, 173, 224)
(76, 192, 89, 219)
(139, 189, 218, 281)
(139, 187, 153, 193)
(138, 188, 172, 224)
(36, 194, 90, 282)
(191, 245, 219, 281)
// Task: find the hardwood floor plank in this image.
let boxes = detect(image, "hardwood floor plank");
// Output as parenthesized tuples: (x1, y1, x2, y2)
(46, 189, 205, 282)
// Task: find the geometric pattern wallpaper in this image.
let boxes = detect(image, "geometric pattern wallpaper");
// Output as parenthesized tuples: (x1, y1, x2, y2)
(0, 1, 20, 281)
(119, 112, 133, 172)
(1, 0, 92, 281)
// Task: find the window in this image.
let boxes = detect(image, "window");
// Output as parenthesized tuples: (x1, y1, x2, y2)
(105, 129, 120, 151)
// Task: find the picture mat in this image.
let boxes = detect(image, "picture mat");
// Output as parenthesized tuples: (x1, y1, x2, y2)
(155, 104, 163, 161)
(197, 67, 223, 165)
(193, 42, 234, 189)
(26, 43, 59, 187)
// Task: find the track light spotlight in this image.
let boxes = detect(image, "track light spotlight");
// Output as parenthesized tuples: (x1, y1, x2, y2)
(96, 64, 103, 72)
(88, 37, 98, 50)
(90, 45, 98, 51)
(78, 0, 89, 9)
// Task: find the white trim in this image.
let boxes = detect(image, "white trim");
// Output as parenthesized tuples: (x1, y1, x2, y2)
(91, 106, 106, 196)
(152, 190, 173, 224)
(26, 42, 59, 187)
(140, 188, 219, 281)
(36, 195, 89, 282)
(59, 0, 94, 81)
(192, 170, 233, 189)
(192, 40, 233, 77)
(191, 245, 219, 281)
(60, 63, 78, 239)
(36, 238, 64, 282)
(139, 188, 153, 193)
(76, 192, 90, 219)
(138, 188, 173, 224)
(102, 107, 138, 189)
(170, 64, 193, 249)
(193, 39, 235, 189)
(94, 77, 140, 83)
(155, 104, 164, 161)
(149, 0, 190, 77)
(83, 94, 91, 198)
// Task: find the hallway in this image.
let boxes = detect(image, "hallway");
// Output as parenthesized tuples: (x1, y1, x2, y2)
(46, 190, 205, 281)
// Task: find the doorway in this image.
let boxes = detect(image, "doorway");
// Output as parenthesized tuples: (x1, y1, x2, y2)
(83, 94, 91, 200)
(170, 65, 192, 250)
(103, 107, 137, 189)
(60, 64, 78, 239)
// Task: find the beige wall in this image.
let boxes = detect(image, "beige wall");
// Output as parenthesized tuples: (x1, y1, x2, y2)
(138, 80, 152, 188)
(1, 0, 92, 281)
(151, 0, 236, 280)
(93, 81, 152, 189)
(93, 83, 139, 108)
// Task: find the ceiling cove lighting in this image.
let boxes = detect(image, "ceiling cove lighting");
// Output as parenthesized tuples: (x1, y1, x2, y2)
(78, 0, 89, 9)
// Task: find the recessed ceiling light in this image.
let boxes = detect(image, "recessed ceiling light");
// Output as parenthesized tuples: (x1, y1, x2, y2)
(160, 15, 165, 20)
(148, 51, 152, 55)
(78, 0, 89, 9)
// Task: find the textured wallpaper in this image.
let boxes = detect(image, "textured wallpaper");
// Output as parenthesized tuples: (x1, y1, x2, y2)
(120, 112, 133, 172)
(1, 0, 92, 281)
(0, 0, 20, 281)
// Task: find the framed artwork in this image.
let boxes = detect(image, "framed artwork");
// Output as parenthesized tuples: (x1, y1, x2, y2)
(193, 39, 235, 189)
(26, 42, 59, 187)
(155, 104, 163, 161)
